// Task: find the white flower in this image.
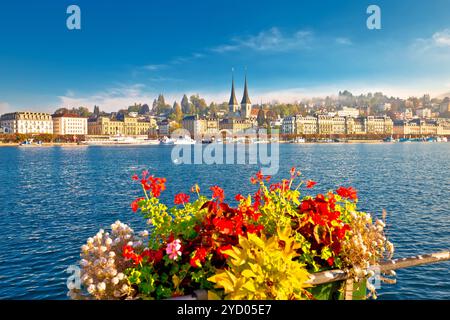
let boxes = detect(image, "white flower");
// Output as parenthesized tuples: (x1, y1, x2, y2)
(117, 273, 125, 280)
(80, 259, 89, 267)
(109, 268, 118, 277)
(111, 277, 119, 285)
(108, 251, 116, 258)
(87, 237, 94, 245)
(97, 282, 106, 291)
(139, 230, 149, 237)
(121, 284, 129, 292)
(105, 238, 113, 246)
(81, 245, 89, 252)
(100, 246, 107, 253)
(87, 284, 96, 294)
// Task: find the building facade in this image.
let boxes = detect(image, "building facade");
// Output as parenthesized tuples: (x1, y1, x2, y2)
(52, 114, 88, 135)
(88, 116, 156, 135)
(219, 118, 253, 134)
(0, 112, 53, 134)
(337, 107, 359, 118)
(281, 115, 393, 136)
(366, 116, 393, 135)
(393, 119, 450, 136)
(182, 115, 219, 138)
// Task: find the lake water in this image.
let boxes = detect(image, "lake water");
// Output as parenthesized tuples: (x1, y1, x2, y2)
(0, 143, 449, 299)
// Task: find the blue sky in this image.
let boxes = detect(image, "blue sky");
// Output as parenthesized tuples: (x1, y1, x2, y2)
(1, 0, 450, 113)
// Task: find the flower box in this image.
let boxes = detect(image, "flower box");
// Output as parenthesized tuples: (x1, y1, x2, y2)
(70, 169, 393, 300)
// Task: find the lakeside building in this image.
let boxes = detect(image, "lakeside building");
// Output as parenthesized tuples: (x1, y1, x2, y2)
(281, 115, 318, 135)
(415, 108, 432, 118)
(0, 112, 53, 134)
(182, 115, 219, 138)
(88, 116, 156, 136)
(366, 116, 393, 134)
(317, 115, 346, 135)
(52, 114, 88, 135)
(393, 119, 450, 136)
(281, 115, 393, 135)
(219, 118, 254, 134)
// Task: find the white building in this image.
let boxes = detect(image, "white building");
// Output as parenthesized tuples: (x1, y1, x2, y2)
(281, 116, 296, 134)
(337, 107, 359, 118)
(415, 108, 432, 118)
(0, 112, 53, 134)
(52, 114, 88, 135)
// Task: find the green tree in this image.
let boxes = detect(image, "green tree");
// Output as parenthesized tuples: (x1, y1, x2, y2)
(172, 101, 183, 122)
(181, 94, 191, 114)
(190, 94, 207, 115)
(257, 107, 266, 127)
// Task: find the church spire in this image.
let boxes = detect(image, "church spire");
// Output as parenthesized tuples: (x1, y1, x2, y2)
(229, 69, 239, 114)
(241, 73, 251, 105)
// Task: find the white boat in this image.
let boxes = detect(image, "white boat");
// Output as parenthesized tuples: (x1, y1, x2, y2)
(294, 137, 306, 143)
(174, 135, 196, 145)
(82, 135, 160, 146)
(160, 136, 175, 145)
(19, 139, 42, 147)
(437, 136, 448, 142)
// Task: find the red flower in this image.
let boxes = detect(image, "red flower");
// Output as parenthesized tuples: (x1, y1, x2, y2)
(122, 245, 135, 259)
(141, 248, 163, 264)
(290, 167, 296, 176)
(174, 193, 190, 205)
(190, 248, 208, 268)
(142, 176, 166, 197)
(213, 217, 234, 235)
(336, 186, 358, 201)
(306, 180, 317, 189)
(235, 194, 245, 201)
(210, 186, 225, 202)
(327, 257, 335, 267)
(337, 224, 351, 240)
(131, 197, 144, 212)
(122, 245, 142, 265)
(132, 174, 139, 181)
(256, 171, 264, 181)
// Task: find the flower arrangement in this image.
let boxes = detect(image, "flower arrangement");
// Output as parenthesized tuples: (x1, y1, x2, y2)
(70, 168, 394, 300)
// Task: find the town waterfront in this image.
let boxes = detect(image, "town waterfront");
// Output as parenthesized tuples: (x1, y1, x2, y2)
(0, 143, 449, 299)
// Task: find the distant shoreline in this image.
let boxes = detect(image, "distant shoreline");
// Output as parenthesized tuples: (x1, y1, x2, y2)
(2, 140, 446, 147)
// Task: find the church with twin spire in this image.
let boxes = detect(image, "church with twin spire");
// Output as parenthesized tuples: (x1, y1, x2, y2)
(228, 74, 252, 119)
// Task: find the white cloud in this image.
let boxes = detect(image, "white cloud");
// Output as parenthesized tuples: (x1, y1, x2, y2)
(212, 27, 313, 53)
(432, 29, 450, 46)
(413, 29, 450, 51)
(142, 64, 167, 71)
(58, 84, 157, 112)
(335, 37, 352, 45)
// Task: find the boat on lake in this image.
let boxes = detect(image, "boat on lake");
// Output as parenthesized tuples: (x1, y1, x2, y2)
(82, 135, 160, 146)
(173, 135, 196, 145)
(19, 139, 43, 147)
